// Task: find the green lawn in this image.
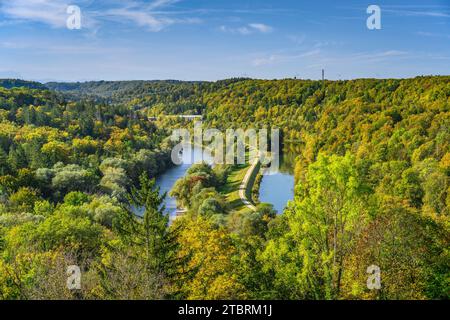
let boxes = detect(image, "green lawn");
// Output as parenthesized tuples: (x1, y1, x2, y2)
(218, 163, 253, 214)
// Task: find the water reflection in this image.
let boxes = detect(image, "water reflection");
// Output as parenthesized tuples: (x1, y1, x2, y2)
(153, 144, 299, 217)
(155, 145, 212, 218)
(258, 146, 298, 213)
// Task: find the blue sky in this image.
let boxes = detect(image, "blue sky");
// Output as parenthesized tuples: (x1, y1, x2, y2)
(0, 0, 449, 82)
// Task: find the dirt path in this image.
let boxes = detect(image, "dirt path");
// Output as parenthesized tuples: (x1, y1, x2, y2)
(238, 157, 259, 212)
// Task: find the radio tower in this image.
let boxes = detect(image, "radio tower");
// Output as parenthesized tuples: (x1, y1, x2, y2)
(322, 69, 325, 81)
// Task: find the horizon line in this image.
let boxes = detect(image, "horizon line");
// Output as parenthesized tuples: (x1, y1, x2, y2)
(1, 74, 449, 85)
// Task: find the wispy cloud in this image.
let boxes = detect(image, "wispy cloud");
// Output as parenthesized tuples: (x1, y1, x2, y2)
(0, 39, 132, 56)
(147, 0, 181, 10)
(0, 41, 28, 49)
(287, 35, 306, 45)
(249, 48, 412, 69)
(367, 50, 408, 57)
(103, 8, 175, 32)
(383, 7, 450, 18)
(252, 55, 277, 66)
(1, 0, 71, 28)
(0, 0, 199, 32)
(339, 4, 450, 19)
(348, 50, 409, 63)
(416, 31, 450, 39)
(248, 23, 273, 33)
(101, 0, 200, 32)
(220, 23, 273, 35)
(252, 49, 321, 66)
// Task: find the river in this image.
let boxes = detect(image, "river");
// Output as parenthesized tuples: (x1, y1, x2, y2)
(155, 145, 212, 217)
(155, 145, 297, 217)
(258, 147, 297, 213)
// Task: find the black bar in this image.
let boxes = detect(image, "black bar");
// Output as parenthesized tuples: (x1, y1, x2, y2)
(0, 300, 445, 319)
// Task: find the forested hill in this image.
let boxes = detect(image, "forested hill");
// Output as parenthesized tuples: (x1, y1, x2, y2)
(0, 79, 48, 90)
(45, 80, 205, 104)
(40, 77, 450, 172)
(4, 76, 449, 146)
(0, 76, 448, 299)
(44, 78, 247, 100)
(45, 80, 192, 96)
(45, 78, 249, 113)
(44, 76, 448, 109)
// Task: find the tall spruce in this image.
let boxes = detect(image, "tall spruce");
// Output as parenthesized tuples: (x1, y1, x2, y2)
(114, 173, 184, 297)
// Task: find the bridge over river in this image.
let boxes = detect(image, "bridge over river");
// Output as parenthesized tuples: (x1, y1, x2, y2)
(148, 115, 203, 121)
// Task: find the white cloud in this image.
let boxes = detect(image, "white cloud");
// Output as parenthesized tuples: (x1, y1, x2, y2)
(101, 0, 201, 32)
(220, 23, 274, 35)
(416, 31, 450, 39)
(381, 50, 408, 57)
(0, 0, 198, 32)
(248, 23, 273, 33)
(1, 0, 70, 28)
(287, 35, 306, 45)
(1, 41, 28, 49)
(353, 50, 408, 61)
(384, 8, 450, 18)
(104, 8, 173, 31)
(252, 49, 321, 66)
(252, 55, 277, 66)
(147, 0, 181, 10)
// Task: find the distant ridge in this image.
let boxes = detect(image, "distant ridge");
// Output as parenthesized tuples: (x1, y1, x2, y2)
(44, 78, 249, 97)
(0, 79, 48, 90)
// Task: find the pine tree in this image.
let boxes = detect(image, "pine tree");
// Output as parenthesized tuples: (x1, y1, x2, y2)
(0, 147, 9, 175)
(8, 145, 27, 171)
(113, 173, 185, 298)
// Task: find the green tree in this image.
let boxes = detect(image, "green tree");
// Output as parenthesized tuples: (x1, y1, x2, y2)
(261, 153, 371, 299)
(111, 174, 182, 298)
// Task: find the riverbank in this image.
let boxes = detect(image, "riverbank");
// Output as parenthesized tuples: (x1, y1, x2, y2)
(218, 159, 261, 213)
(157, 143, 296, 217)
(218, 164, 251, 213)
(219, 147, 297, 215)
(238, 158, 260, 212)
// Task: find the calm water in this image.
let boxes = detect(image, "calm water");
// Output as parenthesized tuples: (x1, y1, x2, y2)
(155, 145, 212, 217)
(258, 148, 297, 213)
(154, 144, 297, 217)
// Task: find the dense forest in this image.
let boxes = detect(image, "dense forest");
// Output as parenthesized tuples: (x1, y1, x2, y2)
(0, 76, 448, 299)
